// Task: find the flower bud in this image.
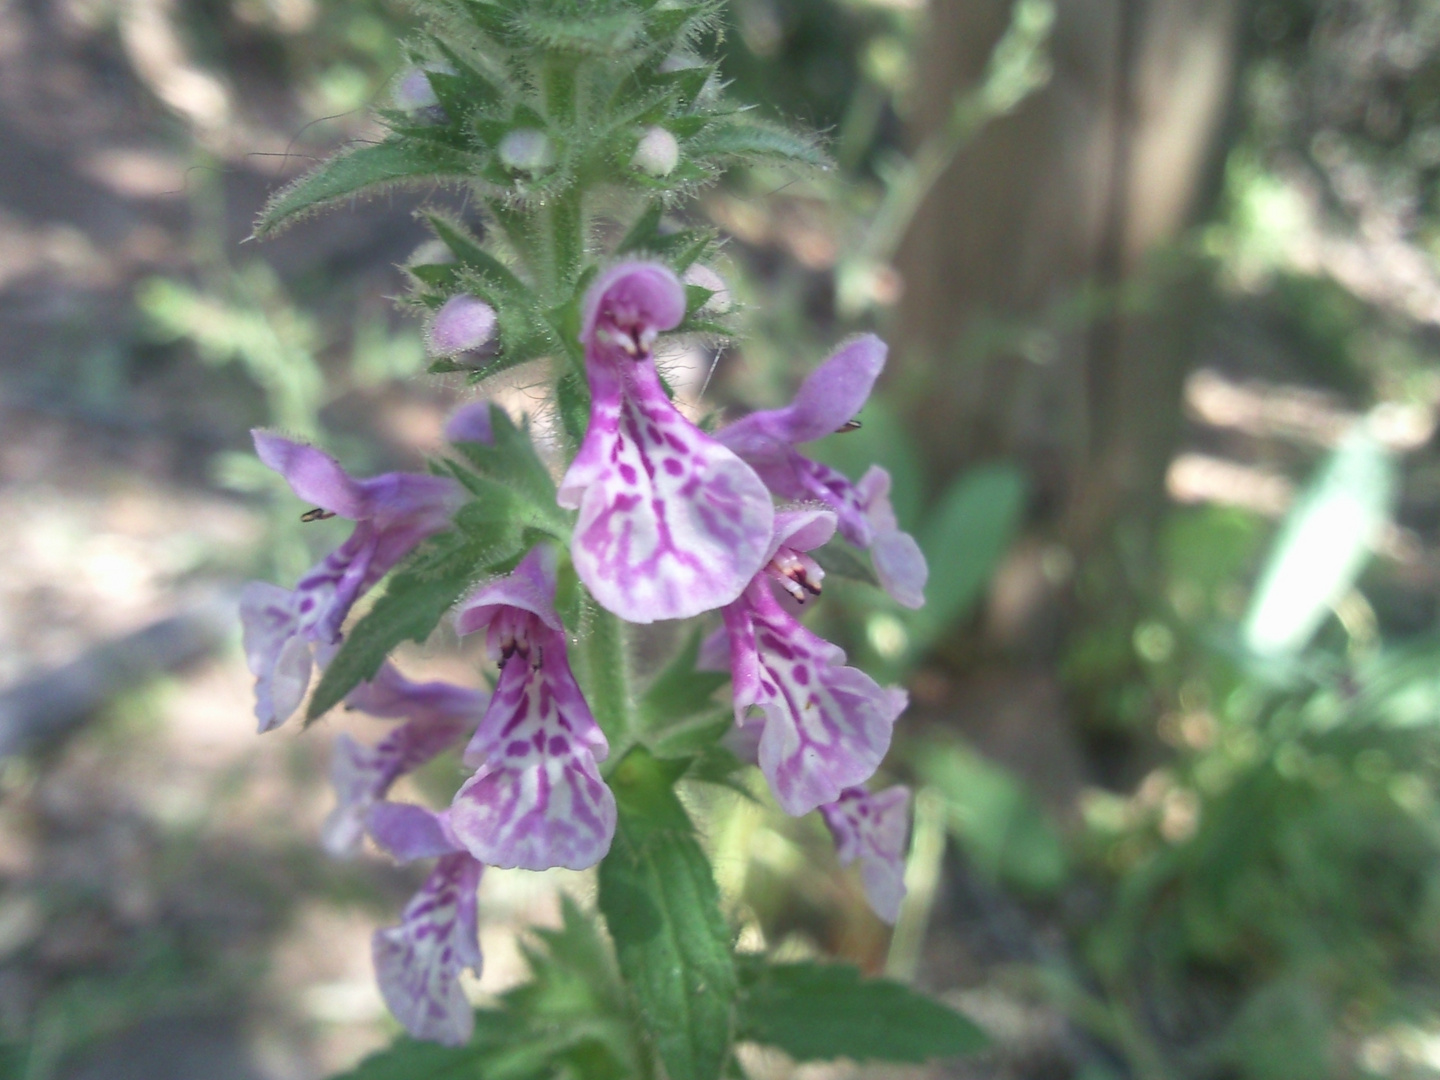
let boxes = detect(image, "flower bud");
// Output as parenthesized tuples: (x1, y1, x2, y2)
(498, 128, 554, 172)
(632, 126, 679, 177)
(444, 402, 495, 445)
(426, 295, 497, 357)
(393, 62, 453, 117)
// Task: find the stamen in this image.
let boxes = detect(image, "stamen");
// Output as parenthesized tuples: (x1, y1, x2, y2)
(301, 507, 337, 522)
(766, 547, 825, 603)
(837, 419, 862, 433)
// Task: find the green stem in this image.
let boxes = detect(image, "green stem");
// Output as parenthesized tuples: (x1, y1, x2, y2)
(578, 596, 636, 758)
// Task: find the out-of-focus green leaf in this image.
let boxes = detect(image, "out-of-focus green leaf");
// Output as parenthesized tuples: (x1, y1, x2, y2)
(451, 405, 566, 528)
(1243, 427, 1395, 659)
(325, 1012, 523, 1080)
(811, 542, 880, 589)
(735, 958, 987, 1061)
(638, 631, 729, 732)
(914, 738, 1066, 894)
(599, 748, 736, 1080)
(255, 138, 471, 237)
(806, 398, 924, 529)
(912, 463, 1027, 644)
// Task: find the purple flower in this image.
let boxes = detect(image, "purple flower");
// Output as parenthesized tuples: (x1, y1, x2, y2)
(820, 786, 911, 924)
(427, 295, 497, 358)
(447, 547, 616, 871)
(239, 432, 462, 732)
(444, 401, 495, 445)
(322, 664, 488, 857)
(367, 803, 483, 1046)
(716, 335, 928, 609)
(558, 261, 774, 623)
(706, 510, 908, 816)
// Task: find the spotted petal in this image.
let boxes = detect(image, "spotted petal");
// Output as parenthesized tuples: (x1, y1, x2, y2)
(449, 626, 614, 870)
(559, 261, 773, 622)
(726, 580, 905, 816)
(372, 852, 483, 1046)
(820, 786, 912, 923)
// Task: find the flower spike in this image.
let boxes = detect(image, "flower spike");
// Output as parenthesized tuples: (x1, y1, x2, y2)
(716, 335, 929, 609)
(558, 261, 774, 622)
(447, 547, 616, 871)
(240, 433, 463, 732)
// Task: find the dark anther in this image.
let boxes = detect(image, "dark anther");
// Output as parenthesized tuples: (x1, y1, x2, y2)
(837, 419, 863, 433)
(301, 507, 337, 522)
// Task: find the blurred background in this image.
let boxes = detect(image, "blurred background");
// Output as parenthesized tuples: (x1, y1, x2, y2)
(6, 0, 1440, 1076)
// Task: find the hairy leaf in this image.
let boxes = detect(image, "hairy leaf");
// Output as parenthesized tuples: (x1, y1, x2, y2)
(255, 138, 472, 237)
(736, 959, 988, 1062)
(599, 749, 736, 1080)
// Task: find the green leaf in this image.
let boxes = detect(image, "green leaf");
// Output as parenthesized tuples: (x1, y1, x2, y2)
(735, 959, 988, 1062)
(306, 494, 532, 719)
(1243, 428, 1396, 659)
(599, 748, 737, 1080)
(255, 138, 471, 237)
(914, 737, 1066, 894)
(687, 120, 829, 169)
(424, 213, 529, 295)
(638, 631, 729, 732)
(451, 405, 563, 522)
(810, 543, 879, 589)
(326, 1012, 519, 1080)
(912, 463, 1027, 646)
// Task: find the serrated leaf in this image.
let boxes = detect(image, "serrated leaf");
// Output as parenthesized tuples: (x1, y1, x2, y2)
(687, 121, 829, 169)
(306, 495, 532, 718)
(325, 1012, 518, 1080)
(425, 213, 529, 295)
(599, 748, 737, 1080)
(255, 138, 472, 237)
(736, 959, 988, 1062)
(451, 405, 564, 524)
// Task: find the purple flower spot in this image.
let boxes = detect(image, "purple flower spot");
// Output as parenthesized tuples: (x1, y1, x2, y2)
(663, 458, 684, 476)
(792, 664, 810, 685)
(507, 739, 530, 757)
(548, 735, 570, 755)
(619, 464, 638, 485)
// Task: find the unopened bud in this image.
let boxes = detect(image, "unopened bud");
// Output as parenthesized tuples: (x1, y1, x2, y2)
(426, 294, 497, 357)
(499, 128, 554, 172)
(393, 62, 453, 116)
(444, 401, 495, 445)
(632, 126, 680, 177)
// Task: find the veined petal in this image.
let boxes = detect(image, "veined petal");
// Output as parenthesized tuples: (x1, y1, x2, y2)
(240, 582, 307, 732)
(820, 786, 911, 923)
(561, 261, 773, 622)
(372, 852, 483, 1046)
(367, 802, 463, 862)
(734, 583, 905, 816)
(450, 627, 614, 870)
(855, 466, 927, 609)
(322, 668, 483, 857)
(253, 431, 368, 519)
(718, 335, 886, 454)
